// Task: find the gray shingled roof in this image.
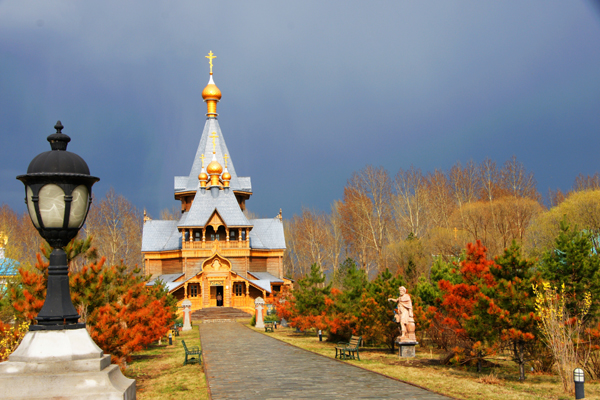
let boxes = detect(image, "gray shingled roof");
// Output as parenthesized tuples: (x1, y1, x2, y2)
(142, 220, 181, 252)
(147, 273, 185, 290)
(237, 176, 252, 192)
(249, 218, 286, 249)
(248, 272, 284, 283)
(179, 189, 252, 228)
(177, 118, 251, 193)
(174, 176, 187, 191)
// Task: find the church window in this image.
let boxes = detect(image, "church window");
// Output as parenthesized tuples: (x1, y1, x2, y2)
(234, 283, 243, 296)
(242, 230, 246, 240)
(194, 231, 201, 241)
(230, 230, 236, 240)
(190, 284, 198, 297)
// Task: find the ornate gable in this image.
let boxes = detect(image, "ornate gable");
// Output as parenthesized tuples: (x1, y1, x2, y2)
(202, 251, 231, 273)
(206, 210, 225, 231)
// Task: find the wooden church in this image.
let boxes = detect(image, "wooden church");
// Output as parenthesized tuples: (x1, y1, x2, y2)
(142, 52, 291, 315)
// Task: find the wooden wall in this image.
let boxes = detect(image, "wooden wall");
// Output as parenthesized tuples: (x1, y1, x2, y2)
(162, 259, 183, 274)
(230, 257, 247, 276)
(147, 259, 162, 277)
(185, 258, 204, 278)
(266, 257, 280, 277)
(249, 257, 267, 272)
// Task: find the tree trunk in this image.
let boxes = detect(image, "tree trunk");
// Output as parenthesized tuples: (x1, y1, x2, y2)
(515, 341, 526, 381)
(477, 350, 482, 373)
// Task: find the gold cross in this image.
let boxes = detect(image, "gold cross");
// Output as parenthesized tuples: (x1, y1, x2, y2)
(223, 154, 229, 168)
(209, 131, 219, 153)
(200, 154, 205, 168)
(205, 51, 216, 74)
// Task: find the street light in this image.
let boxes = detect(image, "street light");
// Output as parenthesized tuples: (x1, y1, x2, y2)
(16, 121, 99, 330)
(573, 367, 585, 399)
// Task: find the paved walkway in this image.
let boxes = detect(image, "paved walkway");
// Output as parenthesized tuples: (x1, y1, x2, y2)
(199, 322, 451, 399)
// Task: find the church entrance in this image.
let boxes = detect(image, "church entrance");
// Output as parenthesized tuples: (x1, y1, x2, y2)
(216, 286, 224, 306)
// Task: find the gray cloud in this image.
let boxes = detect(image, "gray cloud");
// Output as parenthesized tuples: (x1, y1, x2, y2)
(1, 1, 599, 219)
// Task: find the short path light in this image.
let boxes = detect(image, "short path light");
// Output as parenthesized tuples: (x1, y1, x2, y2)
(16, 121, 99, 330)
(574, 367, 585, 399)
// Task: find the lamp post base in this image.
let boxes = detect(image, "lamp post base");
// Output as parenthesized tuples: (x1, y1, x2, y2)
(0, 328, 135, 399)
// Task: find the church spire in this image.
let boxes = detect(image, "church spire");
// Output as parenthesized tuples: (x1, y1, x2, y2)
(202, 50, 221, 118)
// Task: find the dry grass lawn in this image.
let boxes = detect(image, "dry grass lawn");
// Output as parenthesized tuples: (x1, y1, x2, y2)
(125, 325, 209, 400)
(251, 324, 600, 400)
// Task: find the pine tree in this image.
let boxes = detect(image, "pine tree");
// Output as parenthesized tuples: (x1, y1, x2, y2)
(540, 218, 600, 317)
(357, 269, 405, 351)
(476, 242, 540, 380)
(437, 240, 497, 371)
(7, 238, 177, 366)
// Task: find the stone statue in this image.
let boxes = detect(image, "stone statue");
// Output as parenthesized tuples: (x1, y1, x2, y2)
(388, 286, 416, 342)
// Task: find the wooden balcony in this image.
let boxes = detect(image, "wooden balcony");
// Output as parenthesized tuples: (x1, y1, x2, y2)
(182, 240, 249, 250)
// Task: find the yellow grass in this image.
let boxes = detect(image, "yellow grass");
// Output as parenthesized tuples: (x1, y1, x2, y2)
(250, 324, 600, 400)
(125, 325, 209, 400)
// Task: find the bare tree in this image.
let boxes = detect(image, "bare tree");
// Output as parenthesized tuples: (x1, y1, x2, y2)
(159, 205, 182, 221)
(500, 155, 538, 200)
(393, 166, 429, 239)
(84, 188, 143, 270)
(0, 205, 43, 269)
(574, 172, 600, 192)
(329, 200, 346, 276)
(426, 169, 455, 230)
(340, 165, 392, 275)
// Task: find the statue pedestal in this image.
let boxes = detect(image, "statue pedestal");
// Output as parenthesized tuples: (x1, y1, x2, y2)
(182, 299, 192, 331)
(396, 339, 418, 358)
(0, 328, 135, 399)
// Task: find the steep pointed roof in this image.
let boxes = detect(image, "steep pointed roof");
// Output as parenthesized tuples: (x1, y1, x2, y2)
(179, 189, 252, 228)
(176, 116, 252, 193)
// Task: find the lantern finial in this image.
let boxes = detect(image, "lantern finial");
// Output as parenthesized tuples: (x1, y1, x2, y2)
(47, 120, 71, 151)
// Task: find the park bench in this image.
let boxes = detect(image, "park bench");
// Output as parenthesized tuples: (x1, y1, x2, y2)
(181, 340, 202, 366)
(264, 322, 274, 332)
(335, 335, 362, 361)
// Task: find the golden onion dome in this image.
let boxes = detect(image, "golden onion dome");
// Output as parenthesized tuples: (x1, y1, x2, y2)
(222, 170, 231, 181)
(202, 75, 222, 100)
(207, 159, 223, 175)
(198, 171, 208, 181)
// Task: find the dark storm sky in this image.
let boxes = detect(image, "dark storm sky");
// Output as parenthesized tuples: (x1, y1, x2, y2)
(1, 1, 600, 219)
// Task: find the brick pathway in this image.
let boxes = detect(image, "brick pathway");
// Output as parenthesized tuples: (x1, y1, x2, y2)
(199, 322, 451, 399)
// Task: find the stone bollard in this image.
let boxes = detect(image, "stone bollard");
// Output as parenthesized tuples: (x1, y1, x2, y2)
(182, 299, 192, 331)
(255, 297, 265, 329)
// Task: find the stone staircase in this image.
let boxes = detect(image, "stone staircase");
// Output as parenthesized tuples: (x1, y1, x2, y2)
(192, 307, 253, 323)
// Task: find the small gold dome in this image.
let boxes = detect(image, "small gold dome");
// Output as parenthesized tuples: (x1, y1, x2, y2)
(198, 171, 208, 181)
(207, 160, 223, 175)
(222, 171, 231, 181)
(202, 76, 222, 100)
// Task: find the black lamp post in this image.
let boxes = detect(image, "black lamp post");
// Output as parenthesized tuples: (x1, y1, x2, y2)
(16, 121, 99, 331)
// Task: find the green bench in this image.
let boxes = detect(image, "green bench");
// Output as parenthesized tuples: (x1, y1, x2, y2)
(335, 335, 362, 361)
(181, 340, 202, 366)
(264, 322, 274, 332)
